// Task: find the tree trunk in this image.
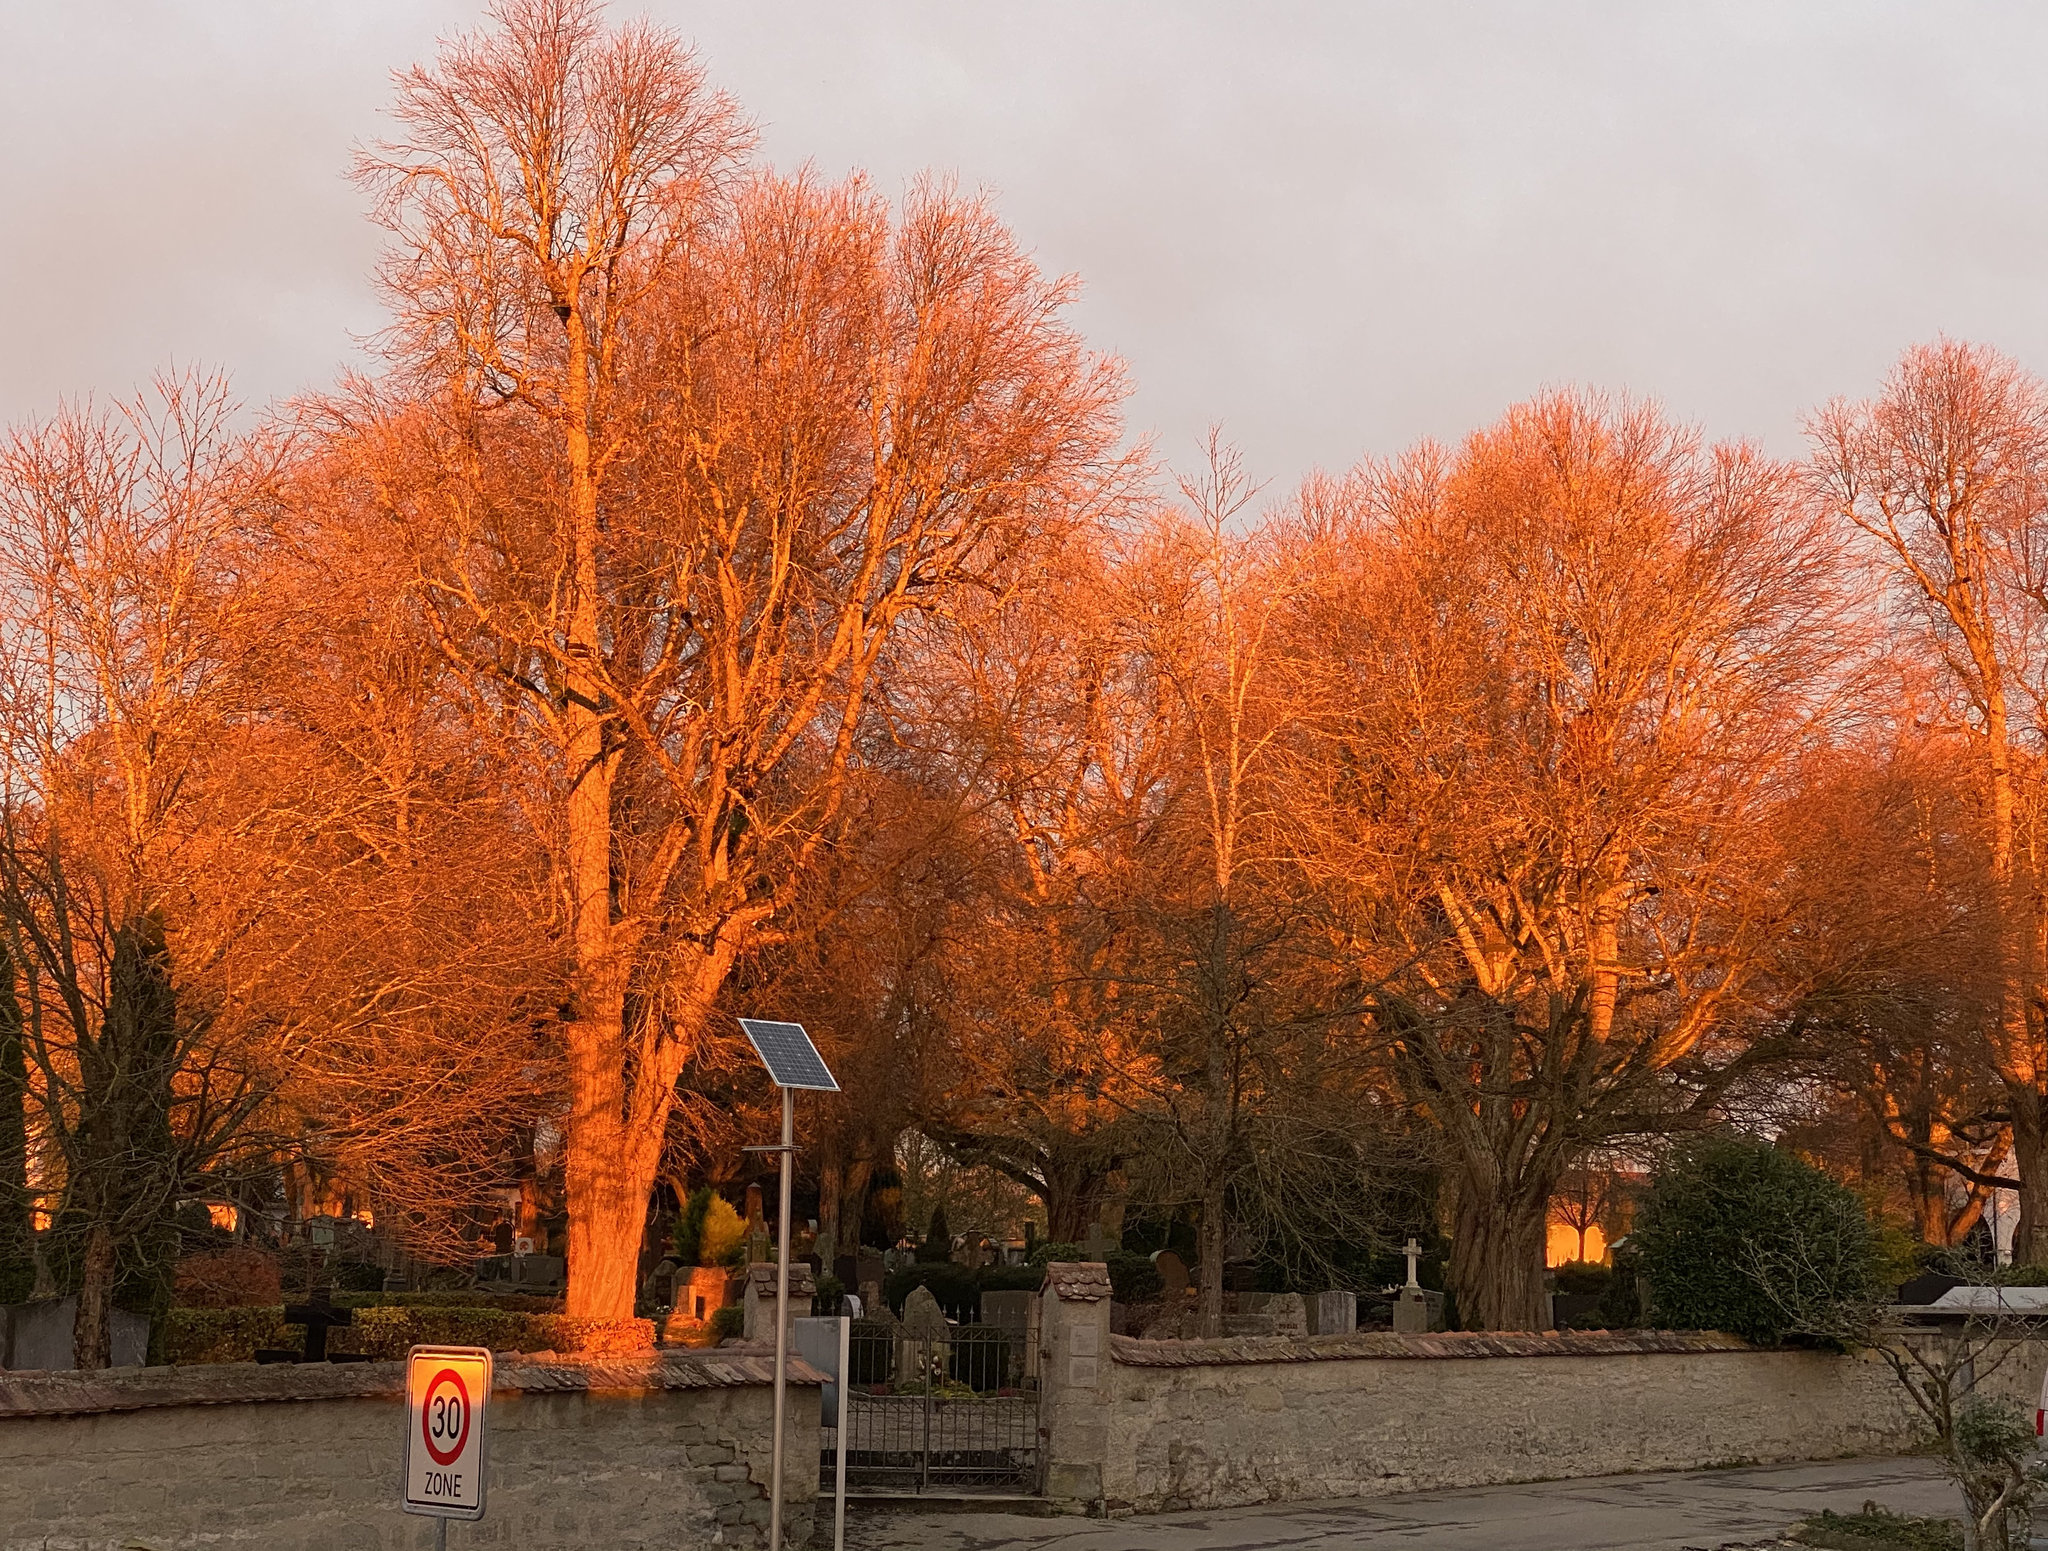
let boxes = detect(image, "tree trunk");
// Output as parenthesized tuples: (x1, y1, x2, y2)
(2009, 1095, 2048, 1268)
(1043, 1150, 1117, 1244)
(1197, 1176, 1226, 1339)
(1448, 1167, 1551, 1331)
(815, 1157, 842, 1270)
(0, 952, 29, 1300)
(73, 1220, 117, 1370)
(839, 1156, 874, 1252)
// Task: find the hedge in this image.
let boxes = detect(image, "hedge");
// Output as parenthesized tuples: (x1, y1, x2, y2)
(159, 1305, 653, 1364)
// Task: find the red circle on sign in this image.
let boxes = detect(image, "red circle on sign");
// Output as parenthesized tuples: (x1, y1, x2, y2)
(422, 1368, 471, 1467)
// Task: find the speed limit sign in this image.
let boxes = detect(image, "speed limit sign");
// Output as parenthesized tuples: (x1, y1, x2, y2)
(403, 1346, 492, 1521)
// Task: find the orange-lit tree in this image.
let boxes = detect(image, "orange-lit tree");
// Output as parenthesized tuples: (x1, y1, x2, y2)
(1809, 341, 2048, 1260)
(0, 376, 287, 1365)
(1286, 392, 1839, 1330)
(341, 0, 1125, 1316)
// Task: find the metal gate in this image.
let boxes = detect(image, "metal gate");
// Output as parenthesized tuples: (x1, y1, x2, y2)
(822, 1321, 1041, 1494)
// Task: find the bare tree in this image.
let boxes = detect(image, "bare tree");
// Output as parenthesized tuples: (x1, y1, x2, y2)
(342, 0, 1126, 1315)
(1809, 340, 2048, 1261)
(1285, 391, 1840, 1329)
(0, 376, 281, 1365)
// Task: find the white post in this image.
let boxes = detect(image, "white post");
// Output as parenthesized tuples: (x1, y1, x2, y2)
(770, 1086, 794, 1551)
(834, 1310, 851, 1551)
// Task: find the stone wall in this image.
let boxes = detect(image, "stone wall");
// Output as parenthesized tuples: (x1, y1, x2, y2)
(0, 1349, 820, 1550)
(1033, 1262, 2048, 1516)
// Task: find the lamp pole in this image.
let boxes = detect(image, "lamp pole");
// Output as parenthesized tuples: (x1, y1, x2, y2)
(769, 1085, 794, 1551)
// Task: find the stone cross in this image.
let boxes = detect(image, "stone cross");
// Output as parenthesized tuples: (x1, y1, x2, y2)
(1403, 1237, 1423, 1291)
(1082, 1220, 1114, 1260)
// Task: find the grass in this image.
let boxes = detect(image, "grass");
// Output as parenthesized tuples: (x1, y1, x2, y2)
(1791, 1503, 1963, 1551)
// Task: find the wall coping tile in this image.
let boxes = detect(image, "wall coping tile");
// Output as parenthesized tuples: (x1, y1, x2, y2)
(0, 1347, 824, 1419)
(1045, 1262, 1113, 1302)
(1107, 1328, 1752, 1367)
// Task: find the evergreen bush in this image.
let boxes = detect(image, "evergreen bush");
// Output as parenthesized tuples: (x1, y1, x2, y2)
(1632, 1134, 1879, 1345)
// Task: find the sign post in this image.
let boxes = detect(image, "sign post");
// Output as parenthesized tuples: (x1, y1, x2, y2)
(737, 1019, 841, 1551)
(403, 1345, 492, 1547)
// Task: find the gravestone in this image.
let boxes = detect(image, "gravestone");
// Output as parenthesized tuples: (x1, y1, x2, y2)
(1266, 1292, 1309, 1338)
(1081, 1221, 1114, 1261)
(981, 1287, 1039, 1386)
(744, 1183, 771, 1266)
(1391, 1235, 1439, 1334)
(854, 1247, 886, 1315)
(1153, 1251, 1190, 1302)
(1311, 1289, 1357, 1336)
(898, 1284, 952, 1381)
(0, 1298, 148, 1371)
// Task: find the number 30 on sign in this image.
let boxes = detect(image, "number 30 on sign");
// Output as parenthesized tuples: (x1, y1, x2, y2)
(404, 1346, 492, 1521)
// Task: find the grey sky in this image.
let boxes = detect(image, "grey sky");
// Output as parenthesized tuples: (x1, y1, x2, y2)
(5, 2, 2047, 487)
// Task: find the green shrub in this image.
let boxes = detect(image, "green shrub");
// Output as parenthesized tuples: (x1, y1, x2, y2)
(1550, 1260, 1610, 1298)
(159, 1304, 652, 1363)
(886, 1261, 978, 1320)
(1027, 1240, 1084, 1267)
(1104, 1250, 1161, 1304)
(1633, 1134, 1879, 1345)
(1598, 1243, 1645, 1327)
(1793, 1501, 1962, 1551)
(160, 1306, 299, 1364)
(673, 1186, 713, 1265)
(917, 1205, 952, 1261)
(332, 1290, 562, 1313)
(710, 1305, 745, 1342)
(701, 1196, 747, 1267)
(978, 1263, 1045, 1293)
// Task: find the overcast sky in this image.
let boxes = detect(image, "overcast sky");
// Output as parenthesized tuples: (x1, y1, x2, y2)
(6, 2, 2048, 487)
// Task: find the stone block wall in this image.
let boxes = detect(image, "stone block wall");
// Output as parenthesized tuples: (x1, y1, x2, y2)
(0, 1351, 820, 1550)
(1037, 1263, 2048, 1516)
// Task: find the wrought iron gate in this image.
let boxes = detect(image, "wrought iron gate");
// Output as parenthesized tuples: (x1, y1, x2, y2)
(821, 1321, 1041, 1494)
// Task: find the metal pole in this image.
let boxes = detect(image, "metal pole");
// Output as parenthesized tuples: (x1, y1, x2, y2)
(834, 1311, 850, 1551)
(769, 1086, 794, 1551)
(434, 1519, 446, 1551)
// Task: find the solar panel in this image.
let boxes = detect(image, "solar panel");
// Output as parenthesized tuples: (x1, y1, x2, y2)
(738, 1018, 840, 1092)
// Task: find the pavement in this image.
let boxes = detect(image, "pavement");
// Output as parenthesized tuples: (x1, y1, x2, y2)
(840, 1455, 1956, 1551)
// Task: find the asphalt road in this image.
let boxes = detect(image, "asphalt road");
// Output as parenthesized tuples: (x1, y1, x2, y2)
(842, 1456, 1956, 1551)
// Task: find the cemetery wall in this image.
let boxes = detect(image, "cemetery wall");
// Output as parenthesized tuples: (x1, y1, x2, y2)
(1082, 1328, 2047, 1514)
(0, 1349, 819, 1550)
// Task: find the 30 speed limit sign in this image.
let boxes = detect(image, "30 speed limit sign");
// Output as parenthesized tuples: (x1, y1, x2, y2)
(403, 1346, 492, 1521)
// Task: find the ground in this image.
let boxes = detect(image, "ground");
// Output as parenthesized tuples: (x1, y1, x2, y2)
(841, 1456, 1956, 1551)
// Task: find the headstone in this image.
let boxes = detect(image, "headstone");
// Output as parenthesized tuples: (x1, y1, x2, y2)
(1081, 1221, 1114, 1260)
(0, 1298, 148, 1371)
(1310, 1289, 1357, 1336)
(974, 1286, 1040, 1376)
(1266, 1292, 1309, 1338)
(1393, 1289, 1429, 1334)
(492, 1221, 515, 1254)
(1153, 1251, 1190, 1301)
(744, 1183, 771, 1265)
(1394, 1287, 1445, 1334)
(899, 1283, 952, 1382)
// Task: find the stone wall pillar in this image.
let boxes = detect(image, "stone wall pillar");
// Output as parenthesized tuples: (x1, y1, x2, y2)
(1039, 1261, 1113, 1509)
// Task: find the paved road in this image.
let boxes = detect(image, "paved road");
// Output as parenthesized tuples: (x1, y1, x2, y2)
(843, 1456, 1955, 1551)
